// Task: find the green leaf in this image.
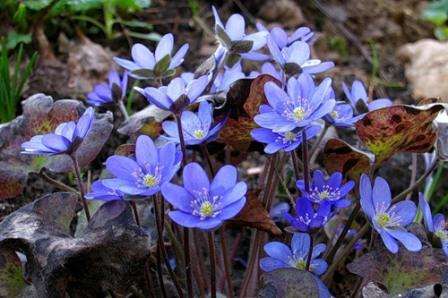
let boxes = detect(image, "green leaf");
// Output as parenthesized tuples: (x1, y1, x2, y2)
(127, 31, 160, 41)
(5, 31, 32, 50)
(120, 19, 153, 30)
(435, 26, 448, 40)
(153, 54, 171, 77)
(23, 0, 52, 10)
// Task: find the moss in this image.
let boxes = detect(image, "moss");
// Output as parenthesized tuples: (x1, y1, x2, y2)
(383, 262, 427, 295)
(0, 262, 26, 296)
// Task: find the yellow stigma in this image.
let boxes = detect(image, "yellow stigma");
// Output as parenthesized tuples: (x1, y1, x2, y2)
(293, 107, 306, 121)
(318, 190, 330, 199)
(284, 131, 296, 141)
(294, 259, 307, 270)
(376, 213, 390, 227)
(331, 111, 339, 119)
(143, 174, 158, 187)
(200, 201, 214, 217)
(435, 229, 448, 240)
(193, 129, 205, 139)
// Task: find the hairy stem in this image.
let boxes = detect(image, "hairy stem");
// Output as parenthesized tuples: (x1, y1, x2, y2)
(301, 130, 310, 192)
(117, 100, 130, 121)
(208, 232, 217, 298)
(70, 155, 90, 221)
(174, 114, 194, 298)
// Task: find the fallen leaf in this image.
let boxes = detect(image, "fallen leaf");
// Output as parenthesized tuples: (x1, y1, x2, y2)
(0, 250, 28, 297)
(117, 104, 170, 137)
(0, 192, 151, 296)
(217, 74, 280, 151)
(228, 191, 282, 236)
(355, 104, 446, 165)
(347, 243, 448, 296)
(323, 138, 373, 181)
(258, 268, 331, 298)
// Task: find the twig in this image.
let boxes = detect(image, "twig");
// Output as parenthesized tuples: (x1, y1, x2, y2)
(39, 170, 79, 194)
(309, 124, 329, 164)
(406, 153, 418, 200)
(70, 155, 90, 221)
(208, 232, 217, 298)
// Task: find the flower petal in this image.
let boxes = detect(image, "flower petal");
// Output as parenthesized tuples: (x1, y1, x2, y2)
(259, 257, 290, 272)
(378, 228, 399, 254)
(135, 135, 158, 171)
(131, 43, 155, 69)
(386, 229, 422, 252)
(106, 155, 141, 182)
(183, 162, 210, 193)
(161, 183, 193, 212)
(155, 33, 174, 62)
(263, 241, 293, 264)
(220, 182, 247, 207)
(372, 176, 391, 213)
(211, 165, 237, 194)
(360, 174, 375, 220)
(169, 43, 189, 69)
(225, 14, 245, 41)
(291, 232, 310, 259)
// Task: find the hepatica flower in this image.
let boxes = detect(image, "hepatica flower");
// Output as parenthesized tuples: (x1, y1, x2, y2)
(114, 33, 189, 79)
(324, 102, 363, 128)
(104, 135, 181, 196)
(135, 75, 209, 112)
(297, 170, 355, 208)
(251, 124, 321, 154)
(254, 75, 335, 133)
(360, 174, 422, 253)
(260, 232, 328, 276)
(211, 63, 246, 94)
(21, 107, 94, 156)
(160, 101, 225, 145)
(212, 6, 268, 65)
(342, 80, 392, 114)
(256, 24, 314, 49)
(85, 180, 124, 201)
(87, 71, 128, 106)
(249, 62, 283, 81)
(419, 193, 448, 255)
(267, 39, 334, 76)
(161, 162, 247, 230)
(284, 197, 331, 232)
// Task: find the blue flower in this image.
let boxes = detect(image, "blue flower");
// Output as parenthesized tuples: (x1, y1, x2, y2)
(211, 63, 246, 94)
(251, 124, 321, 154)
(267, 39, 334, 75)
(161, 162, 247, 230)
(103, 135, 181, 196)
(212, 6, 269, 65)
(260, 232, 328, 276)
(360, 174, 422, 254)
(160, 101, 225, 145)
(419, 193, 448, 255)
(254, 75, 336, 133)
(249, 62, 283, 81)
(284, 197, 332, 232)
(135, 75, 209, 112)
(256, 24, 314, 49)
(114, 33, 189, 79)
(296, 170, 355, 208)
(87, 71, 128, 106)
(342, 80, 392, 114)
(85, 180, 124, 201)
(21, 107, 95, 156)
(324, 102, 363, 128)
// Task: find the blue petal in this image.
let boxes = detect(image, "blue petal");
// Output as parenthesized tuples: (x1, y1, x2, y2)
(263, 241, 293, 264)
(131, 43, 155, 69)
(225, 14, 245, 41)
(264, 82, 288, 110)
(195, 217, 223, 230)
(310, 258, 328, 276)
(386, 229, 422, 252)
(220, 182, 247, 207)
(136, 135, 158, 171)
(291, 232, 310, 259)
(259, 257, 290, 272)
(161, 183, 193, 212)
(183, 162, 210, 193)
(155, 33, 174, 61)
(360, 174, 375, 219)
(372, 176, 391, 213)
(251, 128, 277, 144)
(210, 165, 237, 194)
(106, 155, 141, 182)
(169, 210, 200, 228)
(41, 134, 71, 153)
(75, 107, 94, 139)
(418, 193, 434, 232)
(218, 197, 246, 220)
(378, 228, 399, 254)
(311, 243, 326, 258)
(390, 200, 416, 227)
(170, 43, 189, 69)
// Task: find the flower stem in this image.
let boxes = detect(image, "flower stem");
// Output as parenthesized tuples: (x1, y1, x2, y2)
(70, 155, 91, 221)
(174, 114, 194, 298)
(208, 231, 217, 298)
(309, 124, 329, 163)
(117, 99, 130, 121)
(290, 150, 301, 180)
(39, 169, 79, 194)
(129, 201, 156, 298)
(301, 129, 310, 192)
(154, 194, 184, 297)
(305, 234, 314, 271)
(200, 144, 234, 297)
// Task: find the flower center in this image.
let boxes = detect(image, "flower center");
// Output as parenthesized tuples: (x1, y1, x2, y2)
(143, 174, 158, 187)
(376, 213, 390, 227)
(293, 258, 307, 270)
(284, 131, 296, 141)
(193, 129, 205, 139)
(293, 107, 306, 121)
(200, 201, 214, 217)
(331, 111, 339, 119)
(318, 190, 330, 199)
(435, 229, 448, 240)
(191, 188, 222, 220)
